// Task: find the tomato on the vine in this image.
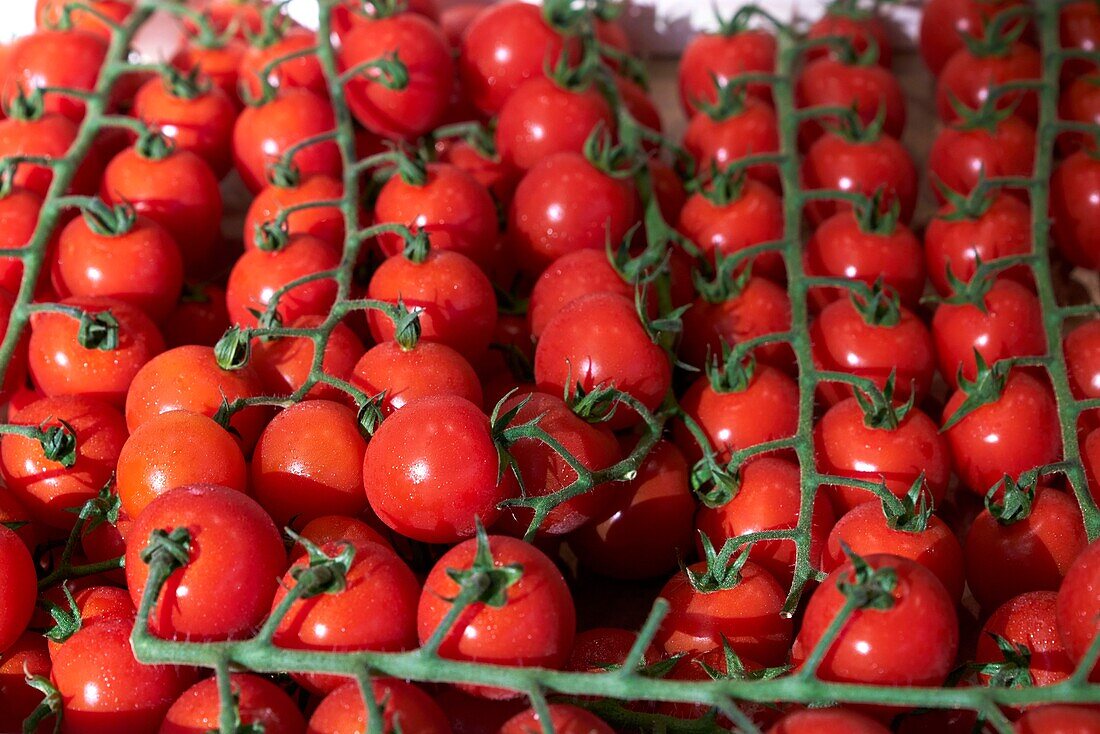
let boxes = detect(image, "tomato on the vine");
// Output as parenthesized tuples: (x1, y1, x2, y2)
(975, 591, 1074, 691)
(253, 314, 365, 403)
(796, 55, 906, 148)
(225, 232, 339, 328)
(245, 172, 346, 251)
(0, 524, 35, 654)
(3, 29, 106, 122)
(919, 0, 1031, 76)
(527, 249, 632, 339)
(683, 91, 780, 190)
(1057, 539, 1100, 680)
(679, 26, 776, 115)
(239, 27, 327, 102)
(35, 0, 132, 40)
(929, 111, 1035, 202)
(308, 680, 450, 734)
(767, 709, 891, 734)
(501, 705, 614, 734)
(1051, 149, 1100, 270)
(161, 674, 306, 734)
(802, 129, 917, 225)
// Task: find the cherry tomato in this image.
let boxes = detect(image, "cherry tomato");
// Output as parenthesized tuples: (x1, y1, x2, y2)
(508, 151, 636, 276)
(161, 674, 305, 734)
(42, 585, 135, 658)
(807, 10, 892, 67)
(28, 296, 165, 407)
(937, 42, 1040, 125)
(308, 680, 450, 734)
(162, 283, 231, 349)
(802, 130, 918, 225)
(125, 484, 285, 640)
(0, 109, 101, 196)
(0, 525, 35, 654)
(1059, 72, 1100, 155)
(976, 591, 1074, 692)
(36, 0, 132, 40)
(440, 136, 522, 206)
(943, 370, 1061, 496)
(567, 627, 660, 673)
(683, 93, 780, 190)
(339, 13, 453, 140)
(1015, 706, 1100, 733)
(364, 395, 515, 543)
(696, 456, 834, 587)
(0, 488, 40, 551)
(253, 315, 363, 403)
(966, 487, 1088, 612)
(172, 38, 247, 106)
(766, 709, 891, 734)
(796, 57, 906, 148)
(929, 112, 1035, 201)
(679, 27, 776, 115)
(501, 705, 614, 734)
(527, 249, 632, 339)
(351, 339, 481, 415)
(1063, 1, 1100, 84)
(1067, 319, 1100, 401)
(245, 174, 345, 251)
(290, 515, 392, 562)
(0, 633, 50, 733)
(919, 0, 1030, 76)
(239, 27, 326, 102)
(0, 185, 41, 294)
(496, 77, 613, 172)
(3, 29, 106, 122)
(1057, 539, 1100, 680)
(116, 410, 246, 518)
(226, 233, 339, 328)
(1052, 149, 1100, 270)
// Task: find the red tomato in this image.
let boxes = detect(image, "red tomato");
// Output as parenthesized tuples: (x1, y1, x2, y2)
(28, 296, 165, 407)
(527, 249, 632, 339)
(1015, 706, 1100, 733)
(161, 674, 305, 734)
(810, 296, 936, 406)
(124, 345, 271, 454)
(655, 650, 779, 726)
(440, 136, 521, 205)
(804, 209, 926, 309)
(943, 370, 1061, 496)
(363, 395, 515, 543)
(50, 616, 193, 734)
(924, 190, 1033, 296)
(929, 113, 1035, 201)
(937, 42, 1040, 125)
(252, 314, 362, 403)
(806, 10, 892, 67)
(3, 29, 106, 121)
(458, 2, 576, 115)
(55, 210, 184, 322)
(679, 28, 776, 115)
(172, 38, 246, 105)
(501, 705, 614, 734)
(567, 627, 660, 673)
(125, 484, 285, 640)
(1052, 149, 1100, 270)
(976, 591, 1074, 691)
(802, 130, 918, 225)
(919, 0, 1030, 76)
(245, 174, 345, 251)
(0, 110, 101, 196)
(1059, 72, 1100, 155)
(0, 488, 39, 551)
(308, 680, 450, 734)
(683, 93, 780, 190)
(418, 533, 575, 698)
(162, 283, 231, 348)
(233, 88, 341, 194)
(239, 27, 326, 102)
(1063, 1, 1100, 81)
(1067, 319, 1100, 401)
(116, 409, 246, 518)
(678, 177, 785, 281)
(966, 487, 1088, 611)
(796, 57, 906, 148)
(816, 397, 950, 515)
(273, 540, 419, 693)
(1057, 539, 1100, 680)
(508, 151, 636, 275)
(496, 77, 613, 172)
(290, 515, 392, 562)
(793, 554, 958, 687)
(0, 525, 35, 653)
(36, 0, 132, 39)
(696, 456, 834, 587)
(339, 13, 453, 140)
(367, 247, 496, 360)
(823, 502, 965, 601)
(571, 440, 696, 580)
(767, 709, 891, 734)
(225, 233, 339, 328)
(100, 144, 223, 279)
(43, 585, 135, 658)
(932, 277, 1045, 388)
(534, 293, 672, 430)
(373, 162, 498, 269)
(0, 633, 50, 733)
(0, 186, 40, 294)
(351, 339, 481, 415)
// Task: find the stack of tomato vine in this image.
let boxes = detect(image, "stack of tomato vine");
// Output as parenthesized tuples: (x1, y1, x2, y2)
(0, 0, 1099, 732)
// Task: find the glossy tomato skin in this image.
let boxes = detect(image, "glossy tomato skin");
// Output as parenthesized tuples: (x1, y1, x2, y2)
(232, 89, 342, 194)
(290, 516, 392, 562)
(172, 39, 246, 106)
(42, 585, 134, 658)
(100, 145, 223, 279)
(696, 457, 834, 587)
(815, 398, 950, 516)
(1067, 319, 1100, 401)
(804, 211, 925, 310)
(919, 0, 1030, 76)
(925, 191, 1033, 296)
(807, 12, 892, 67)
(0, 112, 101, 196)
(802, 132, 918, 225)
(976, 591, 1074, 690)
(3, 29, 106, 121)
(350, 339, 481, 415)
(161, 674, 306, 734)
(678, 178, 785, 282)
(418, 535, 576, 698)
(162, 283, 231, 349)
(656, 560, 792, 666)
(373, 163, 498, 268)
(225, 233, 340, 328)
(367, 248, 496, 360)
(1057, 539, 1100, 680)
(679, 29, 776, 115)
(1060, 72, 1100, 155)
(363, 395, 514, 543)
(124, 345, 271, 454)
(0, 632, 50, 733)
(132, 73, 237, 178)
(793, 554, 958, 688)
(0, 525, 35, 654)
(0, 186, 41, 294)
(55, 212, 184, 322)
(29, 296, 164, 407)
(440, 136, 522, 205)
(534, 293, 672, 430)
(932, 278, 1045, 388)
(796, 57, 906, 148)
(245, 175, 345, 251)
(965, 487, 1088, 612)
(766, 709, 891, 734)
(501, 705, 614, 734)
(929, 113, 1035, 201)
(125, 484, 285, 641)
(943, 370, 1061, 496)
(458, 2, 575, 115)
(1051, 149, 1100, 270)
(527, 249, 632, 339)
(252, 314, 364, 403)
(496, 77, 613, 172)
(683, 95, 780, 190)
(1015, 706, 1100, 733)
(116, 410, 246, 519)
(508, 152, 636, 276)
(239, 28, 326, 102)
(937, 43, 1041, 124)
(307, 680, 450, 734)
(823, 502, 965, 601)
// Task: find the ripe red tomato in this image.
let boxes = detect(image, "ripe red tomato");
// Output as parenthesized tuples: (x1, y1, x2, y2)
(308, 680, 450, 734)
(571, 439, 696, 581)
(679, 27, 776, 115)
(966, 487, 1088, 611)
(440, 136, 522, 205)
(0, 186, 40, 294)
(929, 112, 1035, 201)
(233, 88, 342, 194)
(339, 13, 453, 140)
(1057, 539, 1100, 680)
(1051, 149, 1100, 270)
(28, 296, 165, 407)
(42, 585, 134, 658)
(125, 484, 285, 640)
(1062, 1, 1100, 83)
(1059, 72, 1100, 155)
(373, 162, 498, 268)
(116, 409, 246, 518)
(367, 247, 496, 359)
(172, 38, 246, 106)
(162, 283, 231, 349)
(696, 456, 834, 587)
(124, 345, 271, 454)
(508, 151, 636, 275)
(767, 709, 891, 734)
(252, 400, 369, 527)
(796, 57, 906, 148)
(534, 292, 672, 429)
(527, 249, 632, 339)
(350, 339, 481, 414)
(501, 705, 614, 734)
(0, 525, 35, 654)
(919, 0, 1030, 76)
(496, 77, 613, 172)
(290, 515, 391, 562)
(937, 42, 1040, 125)
(363, 395, 515, 543)
(100, 143, 223, 279)
(35, 0, 132, 39)
(976, 591, 1074, 690)
(806, 10, 892, 67)
(1015, 706, 1100, 733)
(3, 29, 106, 121)
(1067, 319, 1100, 401)
(793, 554, 958, 687)
(0, 109, 101, 196)
(245, 174, 345, 251)
(0, 633, 50, 733)
(943, 370, 1061, 496)
(239, 27, 326, 102)
(161, 674, 305, 734)
(55, 210, 184, 322)
(932, 277, 1045, 388)
(225, 233, 339, 328)
(683, 94, 779, 190)
(418, 534, 575, 697)
(802, 131, 917, 225)
(252, 314, 364, 402)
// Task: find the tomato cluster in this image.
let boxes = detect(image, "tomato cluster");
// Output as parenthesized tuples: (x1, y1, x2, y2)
(0, 0, 1099, 732)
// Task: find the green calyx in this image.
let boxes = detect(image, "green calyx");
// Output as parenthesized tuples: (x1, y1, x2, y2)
(854, 187, 900, 236)
(355, 394, 387, 438)
(44, 584, 82, 644)
(564, 381, 622, 424)
(706, 341, 756, 394)
(77, 310, 120, 351)
(941, 351, 1010, 432)
(635, 282, 689, 347)
(698, 636, 791, 681)
(160, 64, 211, 101)
(934, 168, 997, 221)
(135, 129, 177, 161)
(714, 5, 759, 37)
(823, 0, 876, 21)
(355, 0, 408, 21)
(4, 86, 45, 122)
(693, 252, 753, 305)
(977, 633, 1035, 689)
(254, 220, 290, 252)
(545, 43, 600, 93)
(287, 529, 357, 598)
(393, 147, 429, 187)
(688, 533, 754, 593)
(882, 472, 933, 534)
(850, 279, 901, 327)
(401, 229, 431, 264)
(38, 419, 78, 468)
(583, 123, 640, 179)
(985, 472, 1037, 525)
(695, 73, 750, 122)
(80, 198, 136, 238)
(266, 161, 302, 189)
(827, 102, 886, 144)
(691, 453, 740, 509)
(214, 326, 253, 371)
(836, 544, 897, 611)
(76, 478, 121, 534)
(946, 91, 1020, 134)
(243, 0, 291, 50)
(139, 526, 193, 571)
(854, 370, 915, 431)
(692, 161, 748, 208)
(445, 521, 524, 608)
(940, 257, 995, 312)
(385, 297, 423, 350)
(959, 4, 1030, 59)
